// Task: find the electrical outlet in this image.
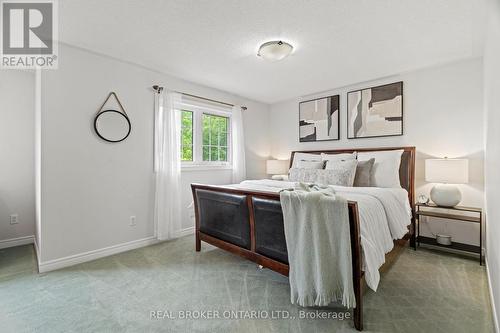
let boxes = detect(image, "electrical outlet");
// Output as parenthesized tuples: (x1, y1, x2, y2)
(10, 214, 19, 225)
(129, 216, 136, 226)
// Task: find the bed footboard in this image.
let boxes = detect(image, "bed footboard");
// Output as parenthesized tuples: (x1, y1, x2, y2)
(194, 189, 251, 250)
(191, 183, 363, 330)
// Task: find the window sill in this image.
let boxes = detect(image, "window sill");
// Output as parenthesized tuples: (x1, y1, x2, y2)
(181, 164, 233, 172)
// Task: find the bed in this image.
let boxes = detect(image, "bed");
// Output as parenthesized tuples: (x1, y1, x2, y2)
(191, 146, 416, 331)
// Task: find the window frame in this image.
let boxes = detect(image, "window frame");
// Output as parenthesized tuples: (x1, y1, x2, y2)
(201, 112, 230, 164)
(177, 102, 232, 170)
(180, 110, 194, 162)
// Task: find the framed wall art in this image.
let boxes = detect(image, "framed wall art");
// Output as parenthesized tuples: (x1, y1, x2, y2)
(299, 95, 340, 142)
(347, 81, 403, 139)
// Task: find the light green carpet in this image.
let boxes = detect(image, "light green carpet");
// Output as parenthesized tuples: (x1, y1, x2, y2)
(0, 235, 494, 332)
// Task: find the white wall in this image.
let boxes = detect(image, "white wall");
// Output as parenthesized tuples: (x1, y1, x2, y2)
(0, 70, 35, 244)
(269, 58, 484, 245)
(38, 44, 269, 263)
(484, 0, 500, 329)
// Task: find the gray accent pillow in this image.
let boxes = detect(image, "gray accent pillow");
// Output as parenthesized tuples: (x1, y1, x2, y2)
(354, 158, 375, 187)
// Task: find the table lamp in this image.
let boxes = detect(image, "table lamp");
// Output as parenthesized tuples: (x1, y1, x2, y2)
(266, 159, 289, 180)
(425, 158, 468, 207)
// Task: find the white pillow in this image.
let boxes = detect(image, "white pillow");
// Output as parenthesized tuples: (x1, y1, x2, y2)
(357, 150, 403, 188)
(292, 152, 321, 168)
(294, 160, 324, 169)
(321, 152, 357, 162)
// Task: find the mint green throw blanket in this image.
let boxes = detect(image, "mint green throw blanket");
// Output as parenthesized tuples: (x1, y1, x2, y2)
(280, 183, 355, 308)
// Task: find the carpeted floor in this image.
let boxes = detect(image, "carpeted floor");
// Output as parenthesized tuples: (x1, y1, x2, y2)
(0, 235, 494, 332)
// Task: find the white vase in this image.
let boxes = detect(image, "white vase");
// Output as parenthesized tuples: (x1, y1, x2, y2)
(430, 184, 461, 207)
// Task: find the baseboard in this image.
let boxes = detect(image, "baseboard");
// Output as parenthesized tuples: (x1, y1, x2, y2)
(0, 235, 34, 250)
(486, 258, 499, 333)
(177, 227, 194, 237)
(38, 236, 159, 273)
(35, 227, 193, 273)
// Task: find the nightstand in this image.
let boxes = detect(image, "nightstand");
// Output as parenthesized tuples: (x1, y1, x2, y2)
(415, 203, 483, 265)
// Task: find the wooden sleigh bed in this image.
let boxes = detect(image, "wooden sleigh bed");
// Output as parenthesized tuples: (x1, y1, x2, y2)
(191, 146, 416, 331)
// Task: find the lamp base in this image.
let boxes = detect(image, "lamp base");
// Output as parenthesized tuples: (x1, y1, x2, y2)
(430, 184, 461, 207)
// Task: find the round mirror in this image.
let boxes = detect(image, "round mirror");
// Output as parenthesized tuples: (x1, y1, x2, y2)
(94, 110, 131, 143)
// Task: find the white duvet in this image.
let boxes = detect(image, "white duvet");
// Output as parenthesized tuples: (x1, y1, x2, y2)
(225, 179, 412, 291)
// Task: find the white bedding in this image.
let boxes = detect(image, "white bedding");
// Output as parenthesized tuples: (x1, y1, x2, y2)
(225, 179, 412, 291)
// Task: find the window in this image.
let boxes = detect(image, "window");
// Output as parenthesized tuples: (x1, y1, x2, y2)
(181, 111, 193, 161)
(178, 102, 231, 168)
(202, 114, 228, 162)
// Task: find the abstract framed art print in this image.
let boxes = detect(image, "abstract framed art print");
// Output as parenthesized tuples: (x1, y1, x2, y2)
(299, 95, 340, 142)
(347, 82, 403, 139)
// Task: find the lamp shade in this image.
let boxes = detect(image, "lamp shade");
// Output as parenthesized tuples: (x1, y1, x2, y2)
(425, 158, 468, 184)
(266, 159, 289, 175)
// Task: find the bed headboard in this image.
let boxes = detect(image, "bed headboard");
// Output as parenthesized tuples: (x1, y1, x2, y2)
(290, 146, 416, 207)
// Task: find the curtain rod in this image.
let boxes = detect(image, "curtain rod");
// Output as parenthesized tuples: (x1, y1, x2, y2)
(152, 85, 247, 110)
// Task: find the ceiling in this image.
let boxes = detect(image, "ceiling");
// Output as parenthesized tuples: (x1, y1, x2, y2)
(59, 0, 487, 104)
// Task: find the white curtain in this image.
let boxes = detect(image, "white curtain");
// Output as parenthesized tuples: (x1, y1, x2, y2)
(231, 105, 246, 183)
(154, 90, 182, 240)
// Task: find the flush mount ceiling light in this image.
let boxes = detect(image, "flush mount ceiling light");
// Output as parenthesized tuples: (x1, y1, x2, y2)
(257, 40, 293, 61)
